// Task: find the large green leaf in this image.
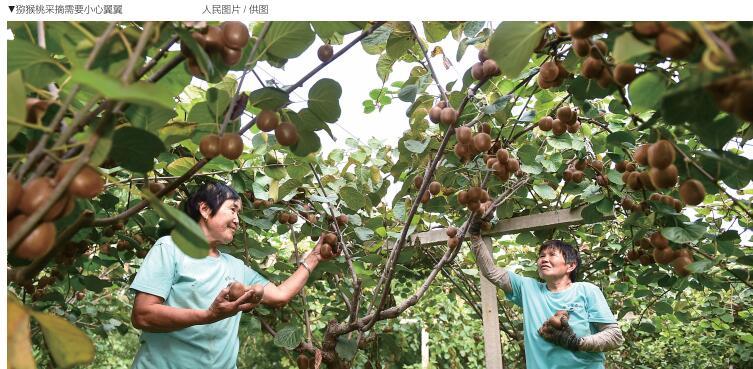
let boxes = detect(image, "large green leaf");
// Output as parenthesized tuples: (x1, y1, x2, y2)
(273, 325, 304, 350)
(166, 157, 199, 177)
(341, 186, 369, 210)
(7, 71, 26, 143)
(613, 33, 655, 64)
(126, 105, 177, 134)
(423, 22, 451, 43)
(145, 192, 209, 259)
(70, 69, 175, 109)
(629, 72, 667, 114)
(533, 184, 556, 200)
(109, 127, 166, 172)
(690, 114, 739, 150)
(289, 129, 322, 157)
(30, 310, 94, 368)
(336, 335, 359, 361)
(308, 78, 342, 123)
(8, 38, 59, 74)
(311, 22, 363, 39)
(488, 22, 546, 78)
(249, 87, 290, 111)
(263, 22, 315, 59)
(661, 223, 707, 244)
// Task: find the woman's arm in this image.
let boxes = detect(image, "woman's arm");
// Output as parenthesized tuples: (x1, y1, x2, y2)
(470, 235, 513, 293)
(261, 243, 323, 307)
(578, 323, 625, 352)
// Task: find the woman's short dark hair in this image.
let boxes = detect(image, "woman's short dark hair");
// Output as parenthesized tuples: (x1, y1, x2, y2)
(183, 181, 240, 221)
(538, 240, 581, 282)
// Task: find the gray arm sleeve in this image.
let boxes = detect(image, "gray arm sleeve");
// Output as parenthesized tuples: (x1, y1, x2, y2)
(470, 236, 512, 293)
(578, 323, 625, 352)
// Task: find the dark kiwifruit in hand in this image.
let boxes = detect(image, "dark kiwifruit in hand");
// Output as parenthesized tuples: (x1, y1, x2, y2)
(256, 110, 280, 132)
(572, 38, 590, 57)
(220, 133, 244, 160)
(540, 61, 560, 82)
(656, 27, 694, 59)
(552, 118, 566, 136)
(228, 281, 245, 301)
(275, 122, 299, 146)
(679, 179, 705, 206)
(581, 57, 603, 79)
(446, 227, 458, 238)
(456, 126, 473, 144)
(204, 26, 225, 52)
(647, 140, 675, 169)
(633, 21, 665, 38)
(321, 243, 334, 259)
(55, 162, 104, 199)
(221, 21, 249, 49)
(317, 44, 334, 62)
(221, 46, 242, 66)
(248, 284, 265, 304)
(538, 116, 553, 131)
(471, 62, 486, 80)
(649, 164, 678, 189)
(20, 177, 68, 221)
(8, 175, 23, 214)
(482, 59, 501, 77)
(472, 133, 492, 152)
(323, 232, 337, 245)
(9, 215, 56, 261)
(429, 105, 443, 123)
(429, 181, 441, 196)
(200, 134, 221, 159)
(614, 63, 637, 86)
(440, 108, 458, 126)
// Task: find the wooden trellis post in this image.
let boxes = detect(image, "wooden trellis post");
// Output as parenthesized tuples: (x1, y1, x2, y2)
(410, 206, 614, 369)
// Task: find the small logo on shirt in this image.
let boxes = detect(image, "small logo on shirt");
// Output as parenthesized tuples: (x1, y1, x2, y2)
(564, 303, 585, 312)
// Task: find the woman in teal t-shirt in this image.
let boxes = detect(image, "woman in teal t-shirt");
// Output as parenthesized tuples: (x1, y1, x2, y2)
(130, 181, 331, 369)
(469, 216, 624, 369)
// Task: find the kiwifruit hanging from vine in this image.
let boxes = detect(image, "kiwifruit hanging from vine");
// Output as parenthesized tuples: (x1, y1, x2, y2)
(456, 126, 473, 144)
(591, 160, 604, 172)
(647, 140, 675, 169)
(323, 232, 338, 245)
(626, 249, 640, 262)
(413, 175, 423, 189)
(454, 143, 471, 160)
(204, 26, 226, 52)
(649, 231, 669, 249)
(220, 133, 244, 160)
(336, 214, 349, 226)
(429, 181, 441, 196)
(589, 40, 608, 59)
(447, 237, 460, 248)
(457, 190, 468, 205)
(538, 116, 553, 131)
(200, 134, 221, 159)
(556, 106, 574, 124)
(671, 249, 693, 277)
(220, 21, 249, 50)
(471, 62, 486, 80)
(429, 105, 443, 123)
(19, 177, 69, 221)
(639, 253, 655, 265)
(625, 162, 637, 172)
(638, 172, 656, 191)
(614, 63, 637, 86)
(496, 148, 509, 164)
(446, 227, 458, 238)
(679, 179, 706, 206)
(563, 168, 574, 182)
(733, 80, 753, 122)
(615, 160, 628, 173)
(633, 21, 665, 38)
(466, 187, 483, 203)
(572, 170, 585, 183)
(278, 212, 291, 224)
(472, 133, 492, 152)
(540, 61, 560, 82)
(320, 243, 335, 259)
(572, 38, 590, 57)
(478, 48, 489, 62)
(653, 246, 676, 265)
(552, 119, 566, 136)
(220, 47, 242, 66)
(297, 354, 310, 369)
(8, 215, 57, 261)
(596, 68, 614, 89)
(8, 175, 23, 214)
(656, 27, 694, 59)
(648, 164, 679, 189)
(317, 44, 334, 62)
(420, 191, 431, 204)
(568, 21, 605, 39)
(506, 158, 520, 172)
(148, 182, 166, 195)
(275, 122, 299, 146)
(627, 172, 643, 190)
(581, 57, 604, 79)
(55, 162, 105, 199)
(566, 121, 581, 134)
(440, 107, 458, 126)
(634, 144, 650, 166)
(256, 110, 280, 132)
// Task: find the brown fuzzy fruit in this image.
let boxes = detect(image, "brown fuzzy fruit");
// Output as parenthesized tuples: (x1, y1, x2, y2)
(19, 177, 69, 221)
(568, 21, 604, 39)
(653, 246, 676, 265)
(633, 21, 665, 38)
(480, 123, 492, 134)
(627, 172, 643, 190)
(552, 119, 566, 136)
(248, 284, 265, 304)
(440, 108, 458, 126)
(615, 160, 628, 173)
(627, 249, 640, 261)
(639, 172, 656, 191)
(297, 354, 310, 369)
(447, 237, 460, 248)
(429, 105, 443, 123)
(626, 162, 637, 172)
(8, 175, 23, 214)
(457, 190, 468, 205)
(614, 64, 637, 86)
(634, 144, 650, 166)
(471, 62, 486, 81)
(650, 232, 669, 249)
(589, 40, 608, 59)
(10, 217, 56, 261)
(466, 187, 483, 203)
(649, 165, 679, 189)
(538, 116, 553, 131)
(446, 227, 458, 238)
(221, 47, 242, 66)
(148, 182, 166, 195)
(336, 214, 349, 226)
(221, 22, 249, 49)
(454, 143, 471, 160)
(540, 61, 560, 82)
(556, 107, 574, 124)
(566, 121, 581, 134)
(275, 122, 299, 146)
(591, 160, 604, 172)
(256, 110, 280, 132)
(55, 162, 104, 199)
(732, 80, 753, 122)
(647, 140, 675, 169)
(220, 133, 244, 160)
(563, 168, 574, 182)
(204, 26, 225, 52)
(320, 243, 334, 259)
(482, 59, 501, 77)
(323, 232, 337, 245)
(429, 181, 441, 196)
(572, 170, 585, 183)
(456, 126, 473, 144)
(572, 38, 590, 57)
(506, 158, 520, 172)
(228, 281, 245, 301)
(472, 133, 493, 152)
(200, 134, 221, 159)
(413, 175, 423, 189)
(537, 73, 555, 89)
(639, 254, 655, 265)
(679, 179, 705, 206)
(317, 44, 334, 62)
(671, 252, 694, 277)
(581, 57, 604, 79)
(478, 48, 489, 62)
(656, 28, 694, 59)
(496, 148, 510, 164)
(279, 212, 291, 224)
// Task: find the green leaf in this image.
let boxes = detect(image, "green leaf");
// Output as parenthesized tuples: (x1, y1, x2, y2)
(79, 275, 112, 293)
(145, 192, 209, 259)
(483, 94, 512, 114)
(336, 335, 359, 361)
(273, 325, 303, 350)
(308, 78, 342, 123)
(386, 32, 414, 59)
(311, 22, 363, 39)
(70, 69, 175, 109)
(263, 22, 315, 59)
(613, 33, 654, 64)
(661, 223, 707, 244)
(606, 131, 635, 146)
(289, 129, 322, 157)
(249, 87, 290, 111)
(361, 26, 391, 55)
(423, 22, 451, 42)
(7, 71, 26, 143)
(404, 138, 431, 154)
(126, 105, 177, 134)
(629, 72, 667, 114)
(355, 227, 375, 241)
(661, 79, 717, 125)
(341, 186, 370, 210)
(8, 38, 59, 73)
(654, 301, 673, 315)
(488, 22, 546, 78)
(398, 84, 418, 102)
(533, 184, 556, 200)
(30, 311, 94, 368)
(166, 157, 198, 177)
(376, 53, 397, 83)
(690, 114, 739, 150)
(109, 127, 166, 172)
(685, 260, 714, 273)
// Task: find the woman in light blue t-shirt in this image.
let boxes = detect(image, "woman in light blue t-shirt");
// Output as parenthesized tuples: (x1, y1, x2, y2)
(469, 214, 624, 369)
(130, 182, 331, 369)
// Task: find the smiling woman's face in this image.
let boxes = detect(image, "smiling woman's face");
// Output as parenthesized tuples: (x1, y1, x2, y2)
(201, 199, 241, 245)
(537, 246, 574, 282)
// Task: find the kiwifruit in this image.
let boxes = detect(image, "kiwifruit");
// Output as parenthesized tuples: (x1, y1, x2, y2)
(566, 121, 581, 134)
(480, 123, 492, 135)
(436, 101, 447, 109)
(649, 232, 669, 249)
(638, 238, 652, 250)
(55, 162, 104, 199)
(589, 40, 608, 59)
(672, 198, 683, 212)
(456, 126, 473, 144)
(653, 246, 676, 265)
(649, 164, 678, 189)
(256, 110, 280, 132)
(25, 98, 49, 123)
(467, 187, 483, 203)
(471, 62, 486, 80)
(472, 133, 493, 152)
(620, 197, 634, 209)
(320, 243, 334, 259)
(572, 38, 590, 57)
(627, 172, 642, 190)
(204, 26, 225, 52)
(596, 175, 607, 187)
(639, 254, 655, 265)
(660, 195, 675, 207)
(679, 179, 705, 206)
(335, 214, 348, 226)
(148, 182, 166, 195)
(447, 237, 460, 248)
(248, 284, 265, 304)
(626, 249, 640, 261)
(614, 63, 637, 86)
(486, 157, 498, 168)
(671, 252, 693, 277)
(228, 281, 245, 301)
(563, 168, 574, 182)
(572, 170, 585, 183)
(496, 148, 509, 164)
(220, 133, 244, 160)
(457, 190, 468, 205)
(317, 44, 334, 62)
(275, 122, 299, 146)
(506, 158, 520, 172)
(540, 61, 560, 82)
(429, 106, 443, 123)
(625, 162, 637, 172)
(581, 57, 604, 79)
(8, 175, 23, 214)
(76, 291, 85, 301)
(221, 21, 249, 49)
(413, 175, 423, 189)
(446, 227, 458, 238)
(647, 140, 675, 169)
(538, 116, 553, 131)
(440, 108, 458, 126)
(732, 80, 753, 122)
(279, 212, 291, 224)
(467, 201, 481, 213)
(596, 68, 614, 89)
(639, 171, 656, 191)
(419, 191, 430, 204)
(633, 21, 665, 38)
(548, 313, 566, 329)
(221, 46, 242, 66)
(323, 232, 337, 245)
(656, 27, 694, 59)
(454, 143, 471, 160)
(537, 73, 555, 89)
(649, 193, 662, 202)
(478, 48, 489, 62)
(552, 118, 566, 136)
(297, 354, 310, 369)
(186, 57, 203, 78)
(200, 134, 221, 159)
(556, 106, 574, 124)
(429, 181, 441, 196)
(492, 162, 507, 179)
(621, 171, 631, 184)
(615, 160, 628, 173)
(19, 177, 68, 221)
(568, 21, 604, 39)
(9, 215, 56, 261)
(574, 159, 586, 171)
(591, 160, 604, 172)
(633, 144, 650, 166)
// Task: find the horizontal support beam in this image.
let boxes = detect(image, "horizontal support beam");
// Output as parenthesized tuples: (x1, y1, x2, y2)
(410, 206, 614, 247)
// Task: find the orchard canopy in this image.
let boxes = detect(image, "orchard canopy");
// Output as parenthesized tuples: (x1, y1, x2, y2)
(6, 21, 753, 369)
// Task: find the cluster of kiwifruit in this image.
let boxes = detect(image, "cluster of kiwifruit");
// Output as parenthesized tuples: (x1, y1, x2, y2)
(625, 232, 694, 277)
(252, 198, 275, 208)
(632, 22, 696, 60)
(564, 25, 637, 88)
(181, 22, 250, 77)
(300, 203, 320, 224)
(411, 175, 444, 204)
(296, 353, 315, 369)
(616, 140, 679, 193)
(538, 106, 582, 136)
(256, 110, 300, 147)
(319, 232, 340, 259)
(470, 48, 501, 81)
(705, 75, 753, 122)
(454, 123, 494, 163)
(8, 162, 105, 261)
(199, 133, 245, 160)
(485, 148, 524, 182)
(317, 44, 334, 62)
(537, 60, 570, 89)
(227, 281, 265, 303)
(277, 210, 299, 225)
(445, 226, 460, 249)
(457, 186, 492, 216)
(428, 101, 459, 127)
(563, 158, 606, 186)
